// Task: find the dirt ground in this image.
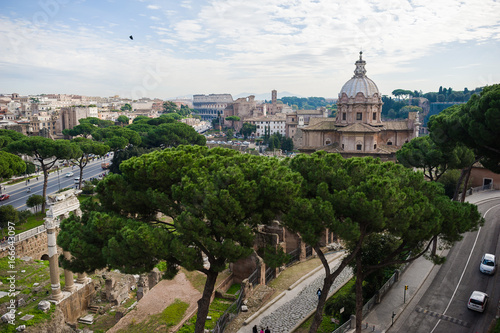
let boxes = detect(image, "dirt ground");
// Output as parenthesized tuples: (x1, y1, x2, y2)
(107, 271, 202, 333)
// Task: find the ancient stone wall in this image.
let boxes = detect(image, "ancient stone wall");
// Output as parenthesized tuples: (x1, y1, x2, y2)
(231, 252, 261, 284)
(58, 282, 95, 323)
(0, 229, 62, 260)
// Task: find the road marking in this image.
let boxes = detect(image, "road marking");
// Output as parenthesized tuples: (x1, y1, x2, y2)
(416, 306, 470, 328)
(429, 203, 500, 332)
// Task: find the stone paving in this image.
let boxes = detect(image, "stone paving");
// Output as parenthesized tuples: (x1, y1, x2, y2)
(257, 265, 353, 333)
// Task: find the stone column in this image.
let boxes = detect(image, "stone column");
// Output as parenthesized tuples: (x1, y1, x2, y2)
(76, 272, 88, 284)
(46, 221, 63, 301)
(63, 251, 76, 292)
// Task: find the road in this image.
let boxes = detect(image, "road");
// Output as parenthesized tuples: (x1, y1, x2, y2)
(395, 198, 500, 333)
(0, 154, 113, 210)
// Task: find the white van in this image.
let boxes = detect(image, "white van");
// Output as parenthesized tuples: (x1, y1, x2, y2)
(467, 291, 488, 312)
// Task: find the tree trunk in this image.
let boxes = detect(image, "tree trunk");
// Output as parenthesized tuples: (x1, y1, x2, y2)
(308, 246, 334, 333)
(431, 235, 437, 257)
(460, 164, 473, 203)
(41, 164, 48, 212)
(194, 269, 218, 333)
(355, 254, 364, 333)
(452, 168, 467, 201)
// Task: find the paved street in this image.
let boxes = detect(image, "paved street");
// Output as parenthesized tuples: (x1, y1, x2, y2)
(240, 252, 352, 333)
(0, 154, 113, 210)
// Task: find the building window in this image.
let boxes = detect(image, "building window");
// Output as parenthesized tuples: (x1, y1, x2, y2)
(356, 144, 362, 151)
(342, 113, 346, 120)
(373, 113, 377, 120)
(325, 139, 331, 145)
(342, 144, 344, 149)
(356, 113, 362, 120)
(387, 141, 393, 146)
(374, 144, 377, 149)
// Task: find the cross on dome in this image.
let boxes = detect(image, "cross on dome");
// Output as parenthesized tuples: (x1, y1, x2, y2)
(354, 51, 367, 77)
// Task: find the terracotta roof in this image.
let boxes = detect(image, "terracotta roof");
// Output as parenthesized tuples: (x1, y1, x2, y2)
(382, 121, 410, 130)
(302, 119, 337, 130)
(375, 144, 400, 154)
(337, 123, 381, 133)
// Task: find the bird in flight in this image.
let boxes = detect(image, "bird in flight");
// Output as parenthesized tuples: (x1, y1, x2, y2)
(129, 35, 133, 40)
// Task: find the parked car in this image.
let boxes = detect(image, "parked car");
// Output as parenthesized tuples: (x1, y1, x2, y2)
(65, 172, 74, 177)
(479, 253, 496, 275)
(467, 291, 488, 312)
(0, 194, 10, 201)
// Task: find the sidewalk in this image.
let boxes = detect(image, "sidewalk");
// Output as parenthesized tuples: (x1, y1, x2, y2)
(349, 190, 500, 333)
(238, 251, 352, 333)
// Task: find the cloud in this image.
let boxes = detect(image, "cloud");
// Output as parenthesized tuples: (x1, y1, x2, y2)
(1, 0, 500, 98)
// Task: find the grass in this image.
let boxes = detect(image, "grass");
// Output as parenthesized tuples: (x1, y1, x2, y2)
(178, 297, 233, 333)
(493, 319, 500, 333)
(14, 212, 46, 234)
(117, 299, 189, 333)
(226, 283, 241, 295)
(0, 257, 56, 332)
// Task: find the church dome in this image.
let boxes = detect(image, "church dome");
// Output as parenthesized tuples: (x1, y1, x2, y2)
(339, 52, 380, 98)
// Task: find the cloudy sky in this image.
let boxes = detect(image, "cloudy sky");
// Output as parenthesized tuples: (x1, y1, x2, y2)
(1, 0, 499, 100)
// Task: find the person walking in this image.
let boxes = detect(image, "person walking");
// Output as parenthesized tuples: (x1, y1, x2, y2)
(252, 325, 258, 333)
(317, 288, 322, 301)
(259, 328, 264, 333)
(265, 327, 271, 333)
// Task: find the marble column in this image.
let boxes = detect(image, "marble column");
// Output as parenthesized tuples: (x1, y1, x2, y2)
(46, 221, 63, 301)
(63, 251, 76, 292)
(76, 272, 88, 284)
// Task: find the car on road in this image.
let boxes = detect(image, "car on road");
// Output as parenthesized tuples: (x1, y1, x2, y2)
(65, 172, 74, 177)
(0, 194, 10, 201)
(74, 177, 80, 183)
(467, 291, 488, 312)
(479, 253, 496, 275)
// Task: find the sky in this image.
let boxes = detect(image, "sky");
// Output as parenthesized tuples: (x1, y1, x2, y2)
(1, 0, 499, 100)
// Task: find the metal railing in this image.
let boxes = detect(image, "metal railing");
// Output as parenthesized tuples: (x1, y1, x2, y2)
(286, 248, 300, 267)
(0, 220, 59, 252)
(265, 267, 275, 285)
(211, 290, 244, 333)
(247, 268, 260, 287)
(305, 245, 313, 258)
(332, 255, 413, 333)
(464, 183, 499, 196)
(332, 320, 351, 333)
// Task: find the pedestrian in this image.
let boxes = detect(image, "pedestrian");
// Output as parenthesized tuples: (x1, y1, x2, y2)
(265, 327, 271, 333)
(252, 325, 257, 333)
(260, 328, 264, 333)
(317, 288, 322, 301)
(36, 177, 38, 181)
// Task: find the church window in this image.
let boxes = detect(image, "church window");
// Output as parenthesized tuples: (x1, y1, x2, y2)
(356, 144, 362, 150)
(342, 113, 346, 120)
(356, 113, 362, 120)
(373, 113, 377, 120)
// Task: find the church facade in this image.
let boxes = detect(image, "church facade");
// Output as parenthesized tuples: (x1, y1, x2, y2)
(298, 53, 420, 160)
